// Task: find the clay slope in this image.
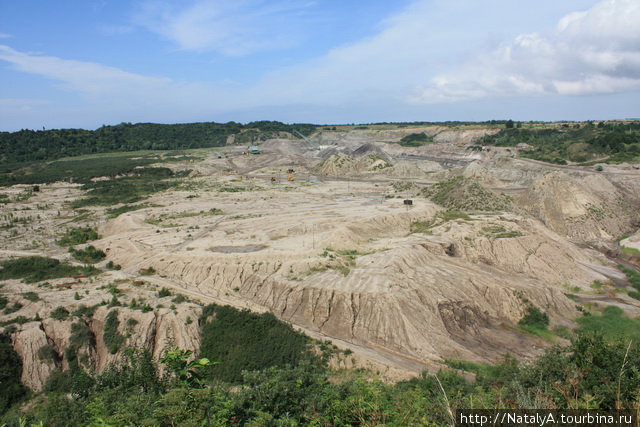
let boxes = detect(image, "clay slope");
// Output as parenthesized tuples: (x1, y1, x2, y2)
(98, 198, 611, 367)
(516, 171, 637, 242)
(317, 153, 391, 176)
(10, 304, 201, 391)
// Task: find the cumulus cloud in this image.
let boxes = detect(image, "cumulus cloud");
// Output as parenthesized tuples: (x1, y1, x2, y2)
(133, 0, 315, 55)
(412, 0, 640, 102)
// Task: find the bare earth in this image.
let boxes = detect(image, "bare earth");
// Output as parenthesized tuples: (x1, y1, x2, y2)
(2, 126, 640, 388)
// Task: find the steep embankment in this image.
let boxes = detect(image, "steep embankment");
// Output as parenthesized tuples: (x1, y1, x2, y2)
(516, 171, 638, 242)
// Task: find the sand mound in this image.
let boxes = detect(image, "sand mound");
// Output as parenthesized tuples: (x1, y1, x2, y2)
(463, 161, 500, 186)
(318, 153, 392, 176)
(382, 161, 430, 178)
(516, 171, 637, 241)
(422, 176, 513, 212)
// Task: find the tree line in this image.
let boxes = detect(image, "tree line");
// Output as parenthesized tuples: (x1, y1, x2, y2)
(0, 121, 317, 164)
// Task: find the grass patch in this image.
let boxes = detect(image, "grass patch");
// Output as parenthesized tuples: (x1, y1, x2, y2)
(71, 168, 187, 208)
(314, 248, 371, 277)
(627, 290, 640, 301)
(106, 203, 155, 218)
(218, 185, 263, 193)
(409, 210, 470, 235)
(3, 302, 23, 315)
(619, 265, 640, 291)
(0, 256, 99, 283)
(21, 292, 40, 302)
(621, 246, 640, 257)
(409, 220, 435, 234)
(481, 225, 524, 239)
(577, 305, 640, 342)
(145, 208, 224, 226)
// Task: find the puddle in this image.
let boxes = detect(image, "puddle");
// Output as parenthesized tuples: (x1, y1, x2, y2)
(209, 244, 267, 253)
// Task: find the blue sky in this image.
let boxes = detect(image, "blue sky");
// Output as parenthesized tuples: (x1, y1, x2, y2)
(0, 0, 638, 131)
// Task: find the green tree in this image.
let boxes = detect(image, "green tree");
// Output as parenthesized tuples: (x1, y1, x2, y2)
(0, 334, 27, 414)
(160, 347, 213, 389)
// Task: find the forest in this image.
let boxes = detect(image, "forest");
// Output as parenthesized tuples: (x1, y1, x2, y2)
(0, 121, 317, 164)
(479, 122, 640, 164)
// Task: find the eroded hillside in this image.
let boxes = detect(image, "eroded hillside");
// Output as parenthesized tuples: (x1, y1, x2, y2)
(1, 124, 640, 389)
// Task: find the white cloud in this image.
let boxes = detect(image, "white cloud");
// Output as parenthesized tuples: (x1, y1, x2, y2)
(0, 45, 172, 97)
(0, 33, 12, 39)
(1, 0, 637, 129)
(133, 0, 314, 55)
(412, 0, 640, 102)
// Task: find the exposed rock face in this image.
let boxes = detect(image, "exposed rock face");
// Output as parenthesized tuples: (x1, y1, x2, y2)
(9, 305, 201, 392)
(621, 230, 640, 251)
(11, 323, 57, 391)
(516, 171, 638, 242)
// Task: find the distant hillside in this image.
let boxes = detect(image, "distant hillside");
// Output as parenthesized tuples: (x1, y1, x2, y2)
(0, 121, 317, 164)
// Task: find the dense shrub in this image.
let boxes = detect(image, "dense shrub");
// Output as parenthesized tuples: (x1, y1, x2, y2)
(198, 304, 317, 383)
(58, 227, 99, 246)
(519, 305, 550, 329)
(103, 310, 125, 354)
(0, 334, 27, 415)
(50, 307, 70, 321)
(68, 245, 106, 264)
(0, 256, 98, 283)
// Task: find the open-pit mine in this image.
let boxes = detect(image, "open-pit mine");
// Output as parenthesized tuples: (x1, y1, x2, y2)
(1, 124, 640, 390)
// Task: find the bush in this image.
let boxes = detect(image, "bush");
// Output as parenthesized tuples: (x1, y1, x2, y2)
(519, 305, 549, 330)
(22, 291, 40, 302)
(58, 227, 99, 246)
(0, 333, 27, 414)
(104, 310, 125, 354)
(68, 245, 106, 264)
(50, 306, 70, 321)
(38, 344, 58, 362)
(70, 321, 93, 350)
(139, 267, 156, 276)
(72, 304, 98, 318)
(157, 287, 172, 298)
(394, 132, 434, 146)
